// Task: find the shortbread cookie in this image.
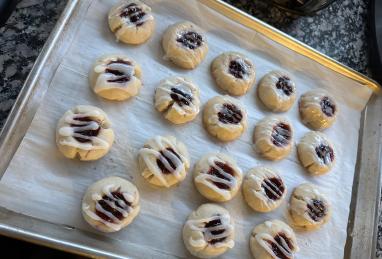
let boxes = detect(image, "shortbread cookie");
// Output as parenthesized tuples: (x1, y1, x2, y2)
(138, 135, 190, 187)
(258, 71, 296, 112)
(56, 105, 114, 161)
(108, 0, 155, 44)
(82, 176, 140, 233)
(250, 219, 299, 259)
(162, 21, 208, 69)
(253, 116, 293, 160)
(299, 89, 338, 130)
(211, 52, 255, 96)
(297, 131, 335, 176)
(289, 183, 331, 230)
(90, 55, 142, 101)
(154, 76, 200, 124)
(193, 153, 243, 202)
(203, 95, 247, 142)
(243, 167, 287, 212)
(183, 203, 235, 258)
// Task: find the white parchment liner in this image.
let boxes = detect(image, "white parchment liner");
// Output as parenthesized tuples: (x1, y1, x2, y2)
(0, 0, 373, 258)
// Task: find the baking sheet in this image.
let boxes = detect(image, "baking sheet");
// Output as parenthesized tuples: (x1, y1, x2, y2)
(0, 0, 373, 258)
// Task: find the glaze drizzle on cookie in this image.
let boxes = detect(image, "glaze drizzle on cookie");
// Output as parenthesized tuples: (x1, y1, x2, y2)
(176, 31, 203, 49)
(218, 103, 243, 124)
(261, 177, 285, 201)
(271, 123, 291, 147)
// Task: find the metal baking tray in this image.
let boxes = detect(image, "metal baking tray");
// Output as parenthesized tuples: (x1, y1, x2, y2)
(0, 0, 380, 258)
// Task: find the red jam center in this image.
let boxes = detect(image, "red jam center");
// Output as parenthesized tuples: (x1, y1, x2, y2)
(229, 60, 247, 79)
(156, 147, 181, 174)
(271, 122, 291, 147)
(315, 144, 334, 164)
(276, 76, 293, 96)
(170, 88, 193, 107)
(262, 177, 285, 200)
(266, 232, 293, 259)
(120, 3, 146, 26)
(207, 161, 234, 190)
(320, 96, 336, 117)
(70, 116, 101, 143)
(218, 103, 243, 124)
(204, 217, 226, 244)
(176, 31, 203, 50)
(307, 199, 326, 222)
(95, 189, 131, 223)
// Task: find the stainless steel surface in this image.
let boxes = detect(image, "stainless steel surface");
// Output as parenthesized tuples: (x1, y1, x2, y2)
(0, 0, 380, 258)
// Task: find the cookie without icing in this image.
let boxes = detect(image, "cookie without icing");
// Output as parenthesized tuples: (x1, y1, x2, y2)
(203, 95, 247, 142)
(211, 52, 256, 96)
(183, 203, 235, 258)
(138, 135, 190, 188)
(253, 116, 293, 160)
(56, 105, 114, 161)
(82, 176, 140, 233)
(89, 54, 142, 101)
(108, 0, 155, 44)
(193, 153, 243, 202)
(162, 21, 208, 69)
(297, 131, 335, 176)
(289, 183, 332, 231)
(258, 70, 296, 112)
(243, 167, 287, 212)
(154, 76, 200, 124)
(299, 89, 338, 130)
(250, 219, 299, 259)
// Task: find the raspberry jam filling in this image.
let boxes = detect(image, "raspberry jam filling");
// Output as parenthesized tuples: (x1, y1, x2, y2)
(120, 3, 146, 26)
(204, 217, 227, 244)
(95, 189, 132, 223)
(266, 232, 294, 259)
(262, 177, 285, 200)
(276, 76, 293, 96)
(320, 96, 336, 117)
(156, 147, 181, 174)
(307, 199, 327, 222)
(208, 161, 234, 190)
(218, 103, 243, 124)
(315, 144, 334, 164)
(228, 59, 247, 79)
(271, 122, 291, 147)
(71, 116, 101, 143)
(176, 31, 203, 50)
(105, 59, 132, 83)
(170, 88, 193, 107)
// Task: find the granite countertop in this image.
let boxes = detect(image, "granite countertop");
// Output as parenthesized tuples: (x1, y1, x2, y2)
(0, 0, 378, 257)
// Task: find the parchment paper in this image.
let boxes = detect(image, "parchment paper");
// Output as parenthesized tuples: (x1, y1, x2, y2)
(0, 0, 373, 258)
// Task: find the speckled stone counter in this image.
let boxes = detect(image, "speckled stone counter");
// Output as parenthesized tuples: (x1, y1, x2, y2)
(0, 0, 378, 257)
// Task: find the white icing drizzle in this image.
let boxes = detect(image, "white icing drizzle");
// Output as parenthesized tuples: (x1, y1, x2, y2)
(156, 77, 199, 114)
(254, 117, 291, 149)
(229, 58, 250, 80)
(83, 184, 135, 232)
(187, 214, 234, 249)
(300, 132, 334, 167)
(139, 136, 185, 187)
(94, 60, 135, 91)
(256, 232, 293, 259)
(195, 156, 236, 199)
(109, 2, 154, 41)
(59, 111, 109, 150)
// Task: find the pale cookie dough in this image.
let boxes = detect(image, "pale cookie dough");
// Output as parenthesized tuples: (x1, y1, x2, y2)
(253, 116, 293, 160)
(154, 76, 200, 124)
(258, 71, 296, 112)
(299, 89, 338, 130)
(90, 54, 142, 101)
(203, 95, 247, 142)
(56, 105, 114, 161)
(183, 203, 235, 258)
(289, 183, 332, 230)
(211, 52, 255, 96)
(193, 153, 243, 202)
(250, 219, 299, 259)
(297, 131, 335, 176)
(138, 135, 190, 187)
(162, 21, 208, 69)
(82, 176, 140, 233)
(243, 167, 287, 212)
(108, 0, 155, 44)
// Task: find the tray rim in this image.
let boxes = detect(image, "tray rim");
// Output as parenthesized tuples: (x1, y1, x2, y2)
(0, 0, 380, 258)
